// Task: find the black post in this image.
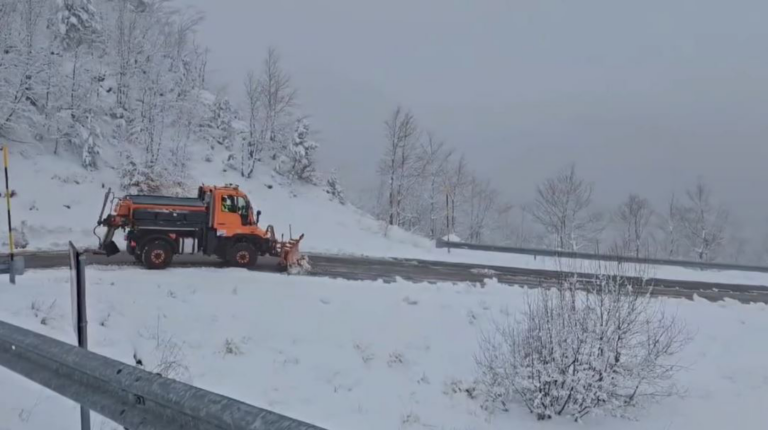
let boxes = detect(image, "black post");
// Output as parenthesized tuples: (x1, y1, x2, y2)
(445, 192, 451, 254)
(69, 242, 90, 430)
(3, 146, 14, 283)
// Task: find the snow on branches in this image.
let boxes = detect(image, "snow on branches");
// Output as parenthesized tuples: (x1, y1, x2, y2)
(56, 0, 101, 51)
(279, 117, 318, 183)
(475, 272, 691, 421)
(325, 169, 346, 204)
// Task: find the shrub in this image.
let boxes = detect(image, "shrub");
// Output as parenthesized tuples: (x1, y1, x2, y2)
(475, 274, 692, 421)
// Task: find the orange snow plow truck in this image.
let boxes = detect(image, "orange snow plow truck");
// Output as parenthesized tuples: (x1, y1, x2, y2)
(94, 184, 306, 271)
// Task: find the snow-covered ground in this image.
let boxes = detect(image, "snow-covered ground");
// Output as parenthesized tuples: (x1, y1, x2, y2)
(1, 268, 767, 430)
(4, 144, 768, 287)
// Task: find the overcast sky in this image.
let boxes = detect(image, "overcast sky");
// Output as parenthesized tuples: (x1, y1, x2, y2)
(179, 0, 768, 230)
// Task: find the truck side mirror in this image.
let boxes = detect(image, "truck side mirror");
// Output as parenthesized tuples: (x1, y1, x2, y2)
(256, 210, 262, 225)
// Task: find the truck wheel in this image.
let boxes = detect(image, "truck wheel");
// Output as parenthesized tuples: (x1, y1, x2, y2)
(142, 240, 174, 270)
(228, 243, 257, 268)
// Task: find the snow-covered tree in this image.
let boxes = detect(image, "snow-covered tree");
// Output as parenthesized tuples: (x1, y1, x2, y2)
(657, 193, 684, 259)
(77, 110, 101, 169)
(528, 164, 605, 251)
(613, 193, 655, 258)
(56, 0, 101, 51)
(241, 70, 263, 177)
(0, 0, 326, 196)
(678, 179, 729, 262)
(325, 169, 346, 204)
(259, 47, 296, 161)
(378, 105, 421, 230)
(415, 132, 453, 239)
(201, 95, 238, 153)
(241, 47, 297, 177)
(281, 117, 318, 182)
(0, 0, 48, 136)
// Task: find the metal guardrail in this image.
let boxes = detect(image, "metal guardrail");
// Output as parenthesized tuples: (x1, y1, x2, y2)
(436, 239, 768, 274)
(0, 319, 327, 430)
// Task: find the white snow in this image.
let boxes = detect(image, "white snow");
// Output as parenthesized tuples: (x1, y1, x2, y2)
(3, 144, 768, 288)
(441, 234, 462, 242)
(1, 268, 767, 429)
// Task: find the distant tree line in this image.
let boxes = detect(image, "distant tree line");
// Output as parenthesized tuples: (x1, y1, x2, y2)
(371, 105, 757, 265)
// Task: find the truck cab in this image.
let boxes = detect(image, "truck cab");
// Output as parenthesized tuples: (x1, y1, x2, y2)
(199, 184, 264, 236)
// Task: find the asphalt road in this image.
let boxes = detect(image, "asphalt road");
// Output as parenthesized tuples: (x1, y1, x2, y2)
(11, 251, 768, 304)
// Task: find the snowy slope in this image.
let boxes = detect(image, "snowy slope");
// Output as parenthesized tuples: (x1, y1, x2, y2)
(2, 141, 433, 255)
(1, 268, 767, 430)
(4, 142, 768, 287)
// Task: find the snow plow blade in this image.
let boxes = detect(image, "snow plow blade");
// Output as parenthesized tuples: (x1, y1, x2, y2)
(102, 240, 120, 257)
(277, 234, 309, 274)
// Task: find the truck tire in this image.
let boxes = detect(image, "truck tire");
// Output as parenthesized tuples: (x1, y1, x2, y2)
(228, 243, 257, 268)
(142, 240, 174, 270)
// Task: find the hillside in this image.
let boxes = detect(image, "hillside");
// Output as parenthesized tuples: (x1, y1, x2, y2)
(3, 140, 432, 256)
(0, 0, 440, 261)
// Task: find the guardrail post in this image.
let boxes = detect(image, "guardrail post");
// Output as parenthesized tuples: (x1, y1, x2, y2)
(69, 242, 90, 430)
(2, 145, 16, 284)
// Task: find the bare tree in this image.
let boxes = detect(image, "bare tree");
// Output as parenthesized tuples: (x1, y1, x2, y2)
(679, 179, 729, 262)
(260, 46, 297, 159)
(241, 70, 262, 177)
(443, 154, 470, 239)
(240, 47, 297, 178)
(379, 106, 420, 229)
(657, 193, 684, 259)
(465, 176, 498, 244)
(114, 0, 139, 112)
(491, 203, 539, 247)
(528, 164, 603, 251)
(416, 132, 453, 239)
(614, 193, 654, 258)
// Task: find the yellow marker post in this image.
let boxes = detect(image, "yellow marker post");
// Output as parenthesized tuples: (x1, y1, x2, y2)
(3, 146, 15, 284)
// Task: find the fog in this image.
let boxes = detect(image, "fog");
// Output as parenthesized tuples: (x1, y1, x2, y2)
(180, 0, 768, 232)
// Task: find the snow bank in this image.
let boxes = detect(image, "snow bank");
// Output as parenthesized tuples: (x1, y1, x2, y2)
(1, 268, 767, 430)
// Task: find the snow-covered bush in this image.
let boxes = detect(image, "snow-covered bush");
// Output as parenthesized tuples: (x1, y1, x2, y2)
(139, 318, 192, 383)
(475, 273, 691, 421)
(222, 338, 244, 357)
(2, 221, 29, 250)
(119, 151, 180, 195)
(14, 221, 29, 250)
